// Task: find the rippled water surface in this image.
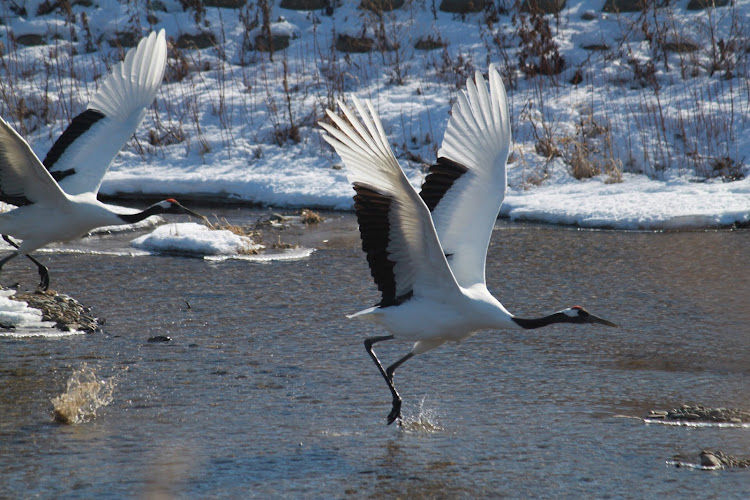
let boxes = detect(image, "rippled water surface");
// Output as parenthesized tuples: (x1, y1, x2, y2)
(1, 207, 749, 498)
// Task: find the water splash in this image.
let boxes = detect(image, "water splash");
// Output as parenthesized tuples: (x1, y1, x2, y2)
(51, 363, 115, 424)
(400, 397, 444, 434)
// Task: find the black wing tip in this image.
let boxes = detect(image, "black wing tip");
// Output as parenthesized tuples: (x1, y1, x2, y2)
(352, 184, 414, 308)
(42, 109, 106, 170)
(419, 157, 469, 212)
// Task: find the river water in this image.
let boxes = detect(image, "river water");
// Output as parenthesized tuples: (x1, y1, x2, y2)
(1, 207, 748, 498)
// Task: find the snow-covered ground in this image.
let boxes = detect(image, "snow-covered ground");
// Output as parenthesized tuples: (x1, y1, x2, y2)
(1, 0, 748, 229)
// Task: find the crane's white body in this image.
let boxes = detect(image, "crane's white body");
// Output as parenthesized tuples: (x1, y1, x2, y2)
(321, 64, 515, 354)
(351, 287, 516, 354)
(0, 193, 127, 254)
(0, 30, 168, 256)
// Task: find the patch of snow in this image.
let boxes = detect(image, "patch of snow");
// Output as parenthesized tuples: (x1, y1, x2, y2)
(130, 222, 263, 256)
(0, 289, 61, 336)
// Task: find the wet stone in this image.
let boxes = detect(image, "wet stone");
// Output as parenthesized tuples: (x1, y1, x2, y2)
(148, 335, 172, 343)
(11, 290, 100, 333)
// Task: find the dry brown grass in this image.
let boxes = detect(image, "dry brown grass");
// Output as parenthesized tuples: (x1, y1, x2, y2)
(299, 208, 324, 224)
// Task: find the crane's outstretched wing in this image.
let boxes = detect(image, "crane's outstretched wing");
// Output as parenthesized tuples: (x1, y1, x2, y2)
(320, 97, 460, 306)
(419, 65, 511, 289)
(43, 29, 167, 196)
(0, 116, 67, 206)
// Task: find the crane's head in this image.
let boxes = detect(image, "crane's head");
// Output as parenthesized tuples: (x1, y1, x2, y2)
(155, 199, 205, 219)
(562, 306, 618, 327)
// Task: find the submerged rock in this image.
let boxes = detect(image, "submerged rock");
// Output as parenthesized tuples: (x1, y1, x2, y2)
(646, 404, 750, 424)
(148, 335, 172, 343)
(10, 290, 99, 333)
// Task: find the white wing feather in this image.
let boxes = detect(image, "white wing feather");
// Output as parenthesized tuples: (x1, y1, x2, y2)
(320, 97, 461, 302)
(0, 116, 67, 205)
(46, 30, 167, 196)
(431, 64, 511, 288)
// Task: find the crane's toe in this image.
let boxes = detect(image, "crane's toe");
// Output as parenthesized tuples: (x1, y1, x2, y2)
(37, 269, 50, 291)
(387, 398, 402, 425)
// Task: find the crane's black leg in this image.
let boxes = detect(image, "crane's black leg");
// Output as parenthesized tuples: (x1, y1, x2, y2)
(2, 235, 50, 291)
(0, 252, 19, 271)
(365, 335, 415, 425)
(26, 254, 49, 291)
(384, 352, 414, 424)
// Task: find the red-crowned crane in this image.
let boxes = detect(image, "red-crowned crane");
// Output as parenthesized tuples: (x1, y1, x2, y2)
(319, 65, 617, 425)
(0, 30, 202, 290)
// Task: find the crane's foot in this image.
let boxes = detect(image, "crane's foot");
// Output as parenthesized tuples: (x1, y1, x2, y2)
(37, 268, 50, 292)
(387, 398, 402, 425)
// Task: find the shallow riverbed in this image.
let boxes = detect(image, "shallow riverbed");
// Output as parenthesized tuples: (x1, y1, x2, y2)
(1, 207, 748, 497)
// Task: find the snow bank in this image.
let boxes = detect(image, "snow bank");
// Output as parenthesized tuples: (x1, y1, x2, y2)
(130, 222, 262, 256)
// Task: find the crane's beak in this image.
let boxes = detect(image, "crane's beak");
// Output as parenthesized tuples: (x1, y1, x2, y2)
(177, 204, 205, 220)
(586, 313, 618, 328)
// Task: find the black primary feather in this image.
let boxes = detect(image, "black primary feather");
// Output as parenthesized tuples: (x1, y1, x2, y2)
(353, 183, 413, 307)
(42, 109, 106, 174)
(419, 157, 469, 212)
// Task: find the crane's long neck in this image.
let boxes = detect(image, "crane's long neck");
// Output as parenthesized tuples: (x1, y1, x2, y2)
(511, 312, 575, 330)
(117, 204, 165, 224)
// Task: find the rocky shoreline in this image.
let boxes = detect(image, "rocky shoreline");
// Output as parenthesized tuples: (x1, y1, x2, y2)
(645, 405, 750, 470)
(646, 404, 750, 424)
(672, 450, 750, 469)
(9, 290, 100, 333)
